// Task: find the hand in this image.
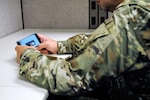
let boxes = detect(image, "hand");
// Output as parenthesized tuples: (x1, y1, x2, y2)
(37, 34, 58, 54)
(15, 45, 35, 63)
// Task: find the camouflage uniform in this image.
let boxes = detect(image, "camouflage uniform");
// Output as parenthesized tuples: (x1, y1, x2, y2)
(19, 0, 150, 97)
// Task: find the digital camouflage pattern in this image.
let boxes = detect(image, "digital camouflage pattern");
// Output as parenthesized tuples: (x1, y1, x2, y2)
(19, 0, 150, 97)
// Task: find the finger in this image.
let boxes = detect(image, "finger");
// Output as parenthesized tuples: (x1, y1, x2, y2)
(37, 34, 44, 42)
(37, 34, 47, 42)
(15, 46, 18, 51)
(15, 45, 22, 51)
(37, 42, 47, 50)
(29, 46, 36, 49)
(40, 49, 48, 53)
(40, 50, 49, 55)
(37, 34, 42, 38)
(15, 45, 19, 50)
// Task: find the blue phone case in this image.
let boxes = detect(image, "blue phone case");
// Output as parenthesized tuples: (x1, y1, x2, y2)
(17, 33, 41, 47)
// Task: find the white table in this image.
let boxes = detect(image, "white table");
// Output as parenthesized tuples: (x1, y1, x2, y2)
(0, 29, 94, 100)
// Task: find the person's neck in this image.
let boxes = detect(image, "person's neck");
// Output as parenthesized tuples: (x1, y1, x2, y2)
(109, 0, 124, 12)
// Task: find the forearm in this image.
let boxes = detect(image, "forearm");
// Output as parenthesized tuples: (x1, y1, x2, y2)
(57, 33, 91, 54)
(19, 48, 50, 89)
(19, 48, 88, 95)
(19, 44, 101, 95)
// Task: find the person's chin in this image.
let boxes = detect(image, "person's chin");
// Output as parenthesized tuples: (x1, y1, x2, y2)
(100, 6, 105, 10)
(101, 7, 109, 11)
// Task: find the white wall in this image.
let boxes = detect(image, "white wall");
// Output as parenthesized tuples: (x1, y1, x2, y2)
(22, 0, 89, 29)
(0, 0, 23, 38)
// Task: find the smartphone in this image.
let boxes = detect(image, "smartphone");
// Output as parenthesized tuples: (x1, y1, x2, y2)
(17, 33, 41, 47)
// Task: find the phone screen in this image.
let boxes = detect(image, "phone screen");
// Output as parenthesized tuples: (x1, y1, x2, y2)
(17, 34, 41, 47)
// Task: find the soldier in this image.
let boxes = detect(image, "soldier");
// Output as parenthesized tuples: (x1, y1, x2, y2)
(15, 0, 150, 100)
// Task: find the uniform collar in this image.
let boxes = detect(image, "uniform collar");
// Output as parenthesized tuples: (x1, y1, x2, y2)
(115, 0, 130, 10)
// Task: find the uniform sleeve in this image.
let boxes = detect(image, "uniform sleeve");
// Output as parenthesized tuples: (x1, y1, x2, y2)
(57, 33, 91, 54)
(19, 42, 99, 94)
(114, 4, 150, 50)
(19, 30, 112, 96)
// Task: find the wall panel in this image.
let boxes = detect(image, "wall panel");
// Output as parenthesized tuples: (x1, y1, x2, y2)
(23, 0, 89, 29)
(0, 0, 22, 38)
